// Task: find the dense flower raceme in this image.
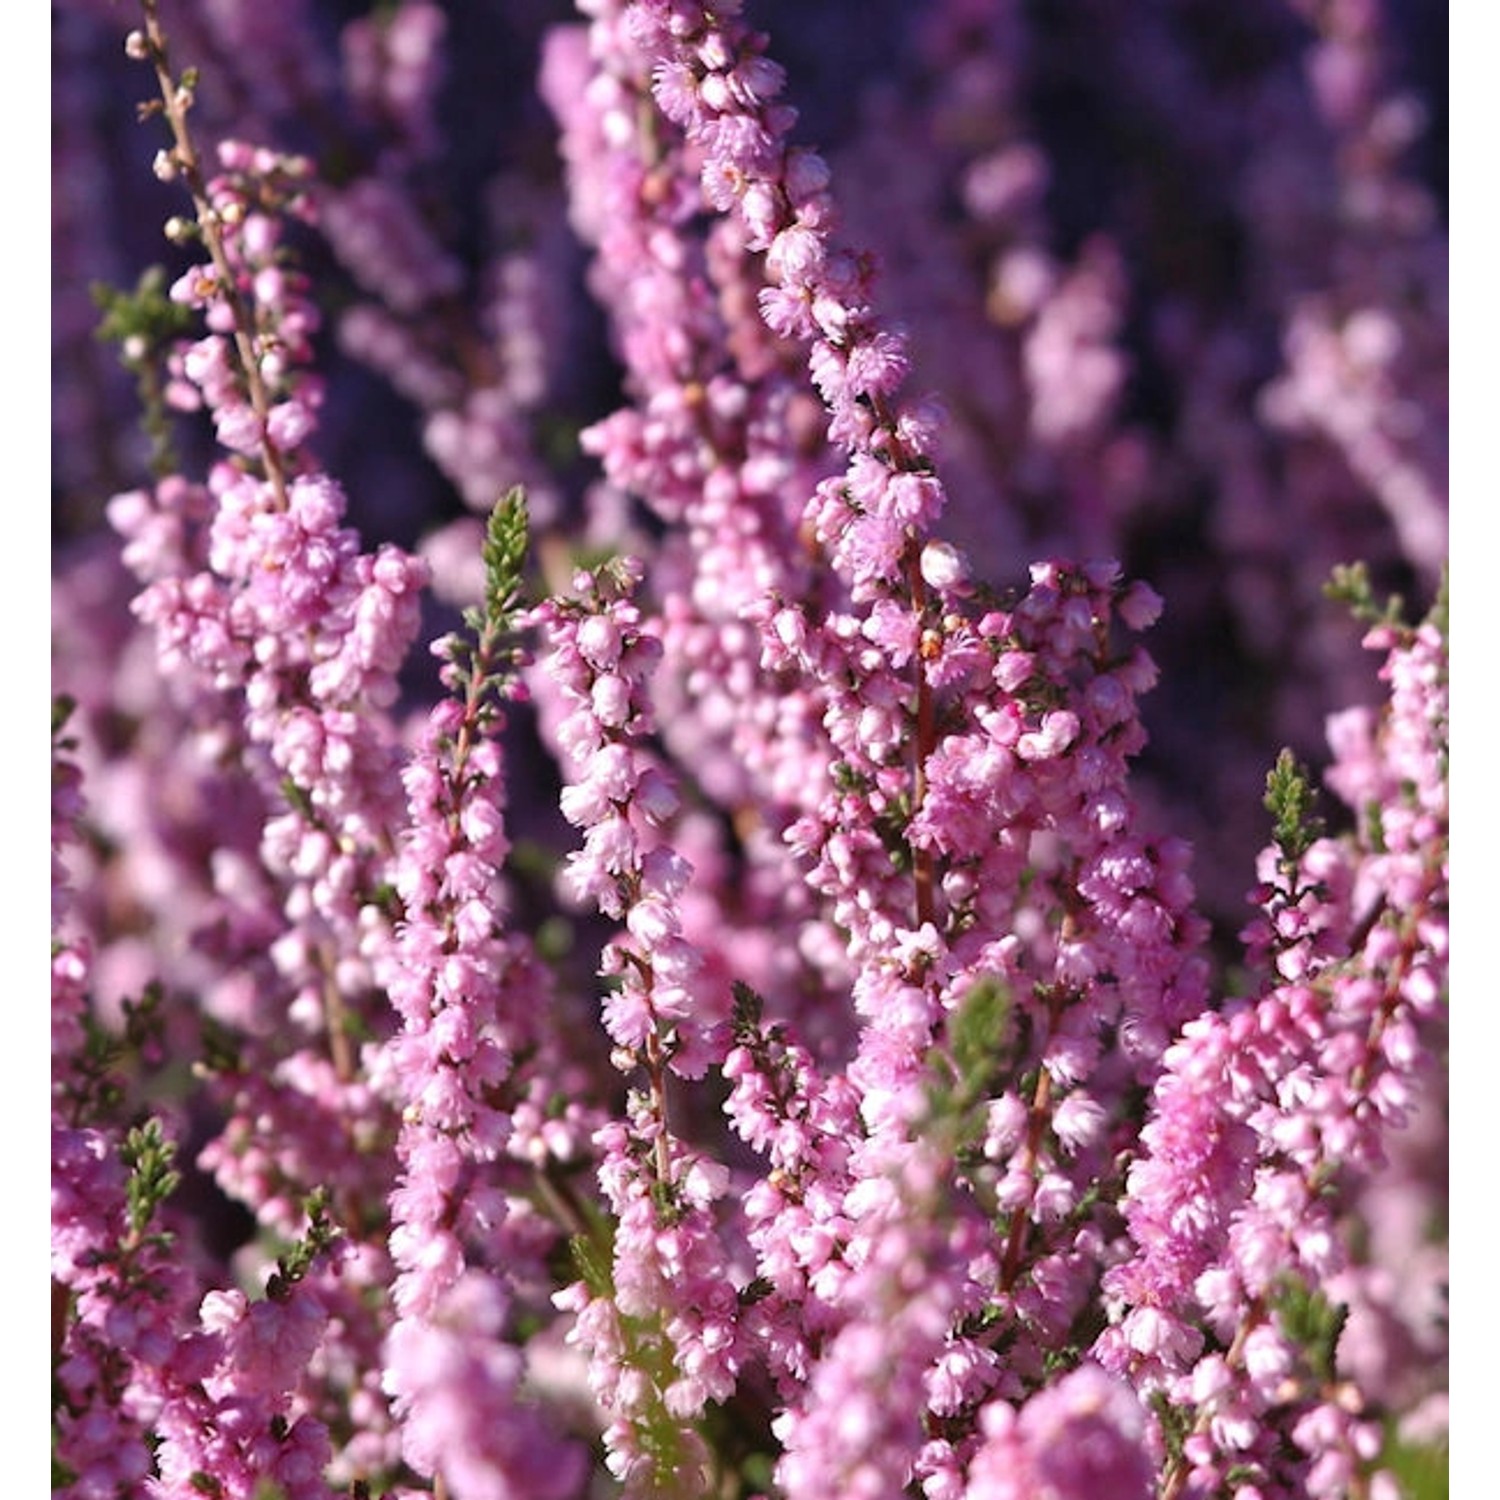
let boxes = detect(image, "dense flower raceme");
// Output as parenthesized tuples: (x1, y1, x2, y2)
(377, 499, 597, 1498)
(51, 2, 1446, 1498)
(1093, 608, 1448, 1499)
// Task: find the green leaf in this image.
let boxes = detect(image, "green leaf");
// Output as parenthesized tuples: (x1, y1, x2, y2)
(569, 1230, 615, 1300)
(1324, 560, 1406, 630)
(1380, 1424, 1449, 1500)
(1264, 748, 1323, 870)
(91, 267, 194, 356)
(731, 980, 765, 1037)
(52, 694, 79, 742)
(949, 975, 1011, 1093)
(1426, 564, 1449, 640)
(121, 1118, 180, 1239)
(1268, 1272, 1347, 1384)
(925, 976, 1012, 1159)
(482, 486, 530, 625)
(1149, 1390, 1193, 1467)
(266, 1187, 339, 1297)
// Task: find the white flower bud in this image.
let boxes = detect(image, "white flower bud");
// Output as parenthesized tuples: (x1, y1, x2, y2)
(919, 539, 968, 592)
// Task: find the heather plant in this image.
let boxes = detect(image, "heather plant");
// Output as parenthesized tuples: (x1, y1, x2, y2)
(51, 2, 1447, 1498)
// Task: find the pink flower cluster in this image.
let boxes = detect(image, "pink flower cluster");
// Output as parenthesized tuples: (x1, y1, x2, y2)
(52, 2, 1447, 1498)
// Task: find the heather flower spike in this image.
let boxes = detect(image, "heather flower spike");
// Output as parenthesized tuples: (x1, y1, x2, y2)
(52, 0, 1448, 1496)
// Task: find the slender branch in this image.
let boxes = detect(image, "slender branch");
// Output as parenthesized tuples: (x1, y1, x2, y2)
(135, 0, 291, 509)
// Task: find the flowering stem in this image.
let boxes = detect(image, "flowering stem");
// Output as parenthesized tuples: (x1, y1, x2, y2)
(51, 1277, 70, 1369)
(644, 1029, 675, 1189)
(1157, 1302, 1267, 1500)
(998, 1057, 1054, 1294)
(903, 541, 938, 931)
(319, 964, 355, 1084)
(134, 0, 291, 509)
